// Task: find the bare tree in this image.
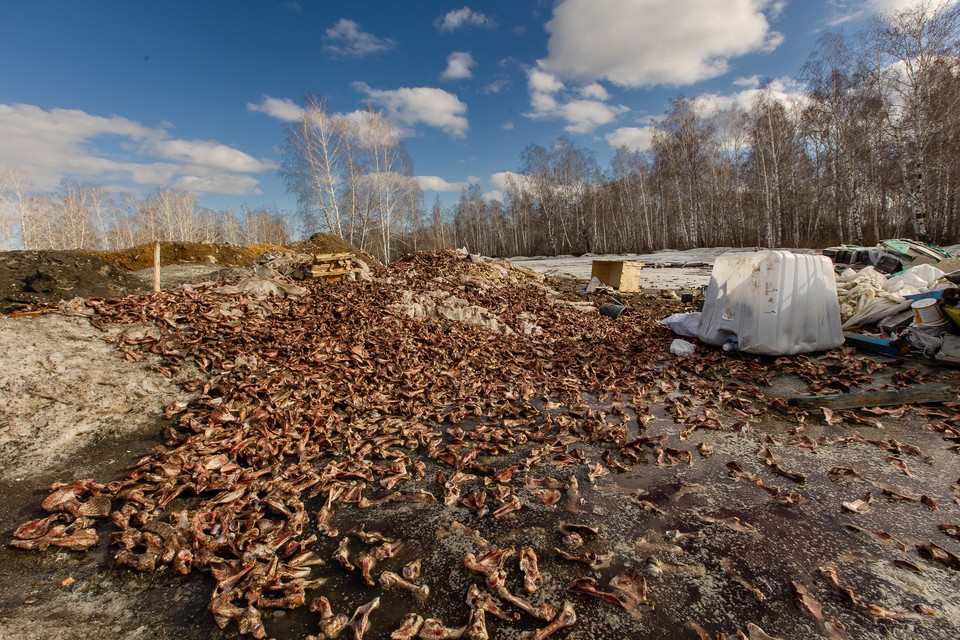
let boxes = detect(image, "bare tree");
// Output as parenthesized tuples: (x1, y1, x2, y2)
(0, 168, 36, 249)
(872, 0, 960, 240)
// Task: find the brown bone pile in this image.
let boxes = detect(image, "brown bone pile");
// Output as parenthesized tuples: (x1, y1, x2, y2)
(8, 250, 960, 639)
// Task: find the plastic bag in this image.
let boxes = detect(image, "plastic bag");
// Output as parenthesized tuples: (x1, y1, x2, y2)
(670, 339, 696, 356)
(659, 312, 702, 338)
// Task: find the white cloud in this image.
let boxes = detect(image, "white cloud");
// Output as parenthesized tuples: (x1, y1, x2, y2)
(0, 102, 272, 195)
(541, 0, 784, 87)
(323, 19, 395, 57)
(691, 76, 807, 115)
(247, 95, 303, 122)
(353, 83, 469, 138)
(417, 175, 470, 192)
(604, 127, 656, 152)
(441, 51, 476, 80)
(828, 0, 958, 26)
(580, 83, 610, 101)
(152, 139, 275, 174)
(489, 171, 532, 193)
(502, 122, 515, 130)
(435, 7, 495, 32)
(733, 75, 762, 88)
(484, 79, 508, 94)
(525, 65, 627, 133)
(173, 174, 262, 195)
(529, 69, 565, 94)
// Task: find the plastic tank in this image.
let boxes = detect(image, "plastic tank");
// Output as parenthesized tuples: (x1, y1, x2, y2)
(696, 250, 843, 356)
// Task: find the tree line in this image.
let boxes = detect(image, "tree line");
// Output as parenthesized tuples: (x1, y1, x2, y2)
(0, 170, 289, 251)
(2, 2, 957, 261)
(440, 1, 960, 258)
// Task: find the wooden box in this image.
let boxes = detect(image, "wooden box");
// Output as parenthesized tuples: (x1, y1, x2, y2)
(590, 260, 643, 293)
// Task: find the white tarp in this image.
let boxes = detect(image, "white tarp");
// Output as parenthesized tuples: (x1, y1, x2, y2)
(697, 250, 843, 356)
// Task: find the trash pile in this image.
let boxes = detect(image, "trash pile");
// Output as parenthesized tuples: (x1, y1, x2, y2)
(837, 263, 960, 364)
(658, 242, 959, 363)
(823, 239, 957, 275)
(5, 249, 960, 639)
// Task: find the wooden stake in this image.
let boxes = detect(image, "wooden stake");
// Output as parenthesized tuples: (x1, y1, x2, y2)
(153, 242, 160, 292)
(788, 384, 956, 410)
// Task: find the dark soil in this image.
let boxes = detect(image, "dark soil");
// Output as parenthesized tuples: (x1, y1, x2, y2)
(0, 251, 148, 314)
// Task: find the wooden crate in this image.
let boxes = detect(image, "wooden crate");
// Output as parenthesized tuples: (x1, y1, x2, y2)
(590, 260, 643, 293)
(309, 253, 354, 281)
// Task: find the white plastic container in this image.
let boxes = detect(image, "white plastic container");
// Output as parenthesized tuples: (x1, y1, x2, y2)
(697, 250, 844, 356)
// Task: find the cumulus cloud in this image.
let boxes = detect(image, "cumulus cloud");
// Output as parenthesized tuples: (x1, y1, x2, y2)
(247, 95, 303, 122)
(604, 126, 656, 152)
(353, 83, 469, 138)
(580, 83, 610, 101)
(0, 102, 273, 195)
(525, 66, 627, 133)
(489, 171, 532, 193)
(541, 0, 784, 87)
(435, 7, 495, 32)
(323, 19, 395, 57)
(690, 76, 807, 115)
(441, 51, 476, 80)
(417, 175, 471, 192)
(152, 139, 273, 174)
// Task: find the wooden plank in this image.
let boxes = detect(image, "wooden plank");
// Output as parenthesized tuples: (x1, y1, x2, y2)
(843, 332, 910, 357)
(313, 252, 355, 262)
(788, 384, 956, 410)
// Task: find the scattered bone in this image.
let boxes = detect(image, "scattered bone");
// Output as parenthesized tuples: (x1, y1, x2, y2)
(466, 584, 518, 622)
(464, 608, 488, 640)
(722, 558, 765, 602)
(419, 617, 467, 639)
(746, 623, 783, 640)
(892, 559, 925, 574)
(844, 524, 907, 551)
(391, 613, 424, 640)
(495, 584, 558, 622)
(610, 569, 653, 613)
(437, 521, 489, 548)
(519, 547, 542, 593)
(841, 492, 873, 514)
(492, 495, 522, 519)
(553, 547, 613, 569)
(916, 542, 960, 570)
(533, 489, 562, 505)
(348, 597, 380, 639)
(568, 577, 625, 607)
(403, 558, 422, 581)
(697, 515, 760, 536)
(791, 581, 825, 624)
(521, 600, 576, 640)
(817, 566, 856, 605)
(866, 603, 922, 621)
(380, 571, 430, 601)
(565, 476, 580, 513)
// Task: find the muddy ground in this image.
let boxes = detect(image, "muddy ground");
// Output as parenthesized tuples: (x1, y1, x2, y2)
(0, 256, 959, 640)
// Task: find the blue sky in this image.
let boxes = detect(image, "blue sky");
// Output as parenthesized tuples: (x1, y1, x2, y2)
(0, 1, 933, 213)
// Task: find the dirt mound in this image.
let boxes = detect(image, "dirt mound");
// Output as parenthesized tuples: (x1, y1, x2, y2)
(285, 232, 381, 267)
(0, 251, 148, 314)
(89, 242, 259, 271)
